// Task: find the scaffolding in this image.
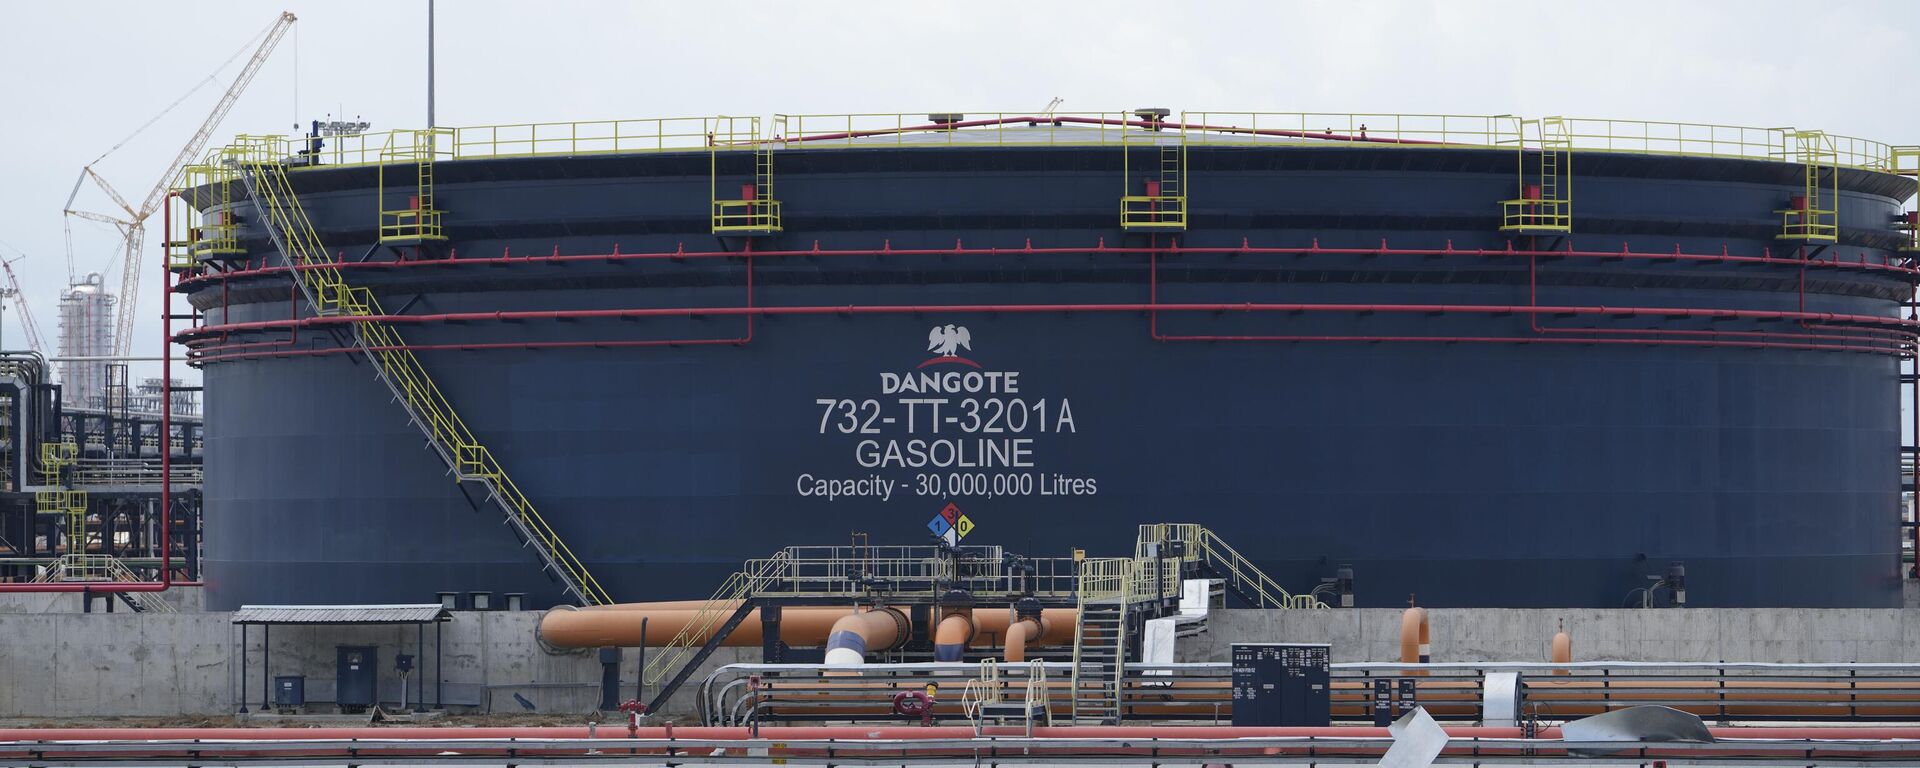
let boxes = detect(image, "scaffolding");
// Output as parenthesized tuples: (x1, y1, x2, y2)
(56, 273, 115, 409)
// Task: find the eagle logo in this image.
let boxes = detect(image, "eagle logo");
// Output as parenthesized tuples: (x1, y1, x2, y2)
(920, 324, 980, 368)
(927, 324, 972, 357)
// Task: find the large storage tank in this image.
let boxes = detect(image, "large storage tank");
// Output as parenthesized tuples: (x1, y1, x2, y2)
(174, 112, 1919, 609)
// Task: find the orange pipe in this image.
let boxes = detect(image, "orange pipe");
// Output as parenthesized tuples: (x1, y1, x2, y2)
(1399, 606, 1430, 675)
(1004, 614, 1050, 662)
(1550, 627, 1572, 676)
(933, 609, 974, 662)
(538, 604, 1077, 650)
(824, 607, 909, 665)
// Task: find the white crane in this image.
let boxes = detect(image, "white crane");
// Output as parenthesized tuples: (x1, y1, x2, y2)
(63, 11, 296, 360)
(0, 257, 52, 358)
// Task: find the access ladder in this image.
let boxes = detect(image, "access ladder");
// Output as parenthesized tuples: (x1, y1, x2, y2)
(1499, 117, 1572, 234)
(222, 136, 611, 606)
(710, 117, 782, 234)
(1777, 130, 1839, 242)
(1069, 596, 1127, 724)
(1121, 118, 1188, 231)
(378, 129, 451, 244)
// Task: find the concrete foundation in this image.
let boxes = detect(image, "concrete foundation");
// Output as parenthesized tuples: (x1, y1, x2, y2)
(4, 603, 1920, 719)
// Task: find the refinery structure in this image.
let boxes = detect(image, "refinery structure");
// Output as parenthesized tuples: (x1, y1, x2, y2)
(9, 6, 1920, 767)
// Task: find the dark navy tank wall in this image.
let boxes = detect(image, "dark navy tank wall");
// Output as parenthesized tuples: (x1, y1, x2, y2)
(185, 145, 1917, 609)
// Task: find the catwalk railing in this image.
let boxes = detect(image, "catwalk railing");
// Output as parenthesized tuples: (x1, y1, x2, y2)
(274, 112, 1909, 173)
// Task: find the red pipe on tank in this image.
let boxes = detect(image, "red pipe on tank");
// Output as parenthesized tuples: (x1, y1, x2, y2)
(185, 326, 1910, 366)
(174, 303, 1920, 339)
(171, 240, 1919, 292)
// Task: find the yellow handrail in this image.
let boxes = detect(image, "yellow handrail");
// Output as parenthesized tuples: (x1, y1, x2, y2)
(640, 551, 791, 685)
(219, 112, 1903, 174)
(219, 135, 612, 607)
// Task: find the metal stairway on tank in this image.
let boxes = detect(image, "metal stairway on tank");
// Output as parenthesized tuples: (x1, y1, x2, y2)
(220, 136, 611, 606)
(1069, 597, 1127, 724)
(1141, 524, 1325, 610)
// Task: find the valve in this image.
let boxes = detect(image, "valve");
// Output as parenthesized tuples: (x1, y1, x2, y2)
(617, 699, 646, 737)
(892, 686, 937, 726)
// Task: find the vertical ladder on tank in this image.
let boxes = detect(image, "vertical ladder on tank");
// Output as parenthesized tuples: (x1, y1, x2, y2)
(710, 116, 782, 234)
(221, 135, 612, 606)
(378, 128, 452, 246)
(1121, 113, 1187, 231)
(1499, 117, 1572, 234)
(1892, 146, 1919, 253)
(1777, 130, 1839, 242)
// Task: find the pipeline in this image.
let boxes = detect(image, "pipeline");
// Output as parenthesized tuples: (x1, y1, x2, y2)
(1551, 622, 1573, 676)
(823, 606, 909, 665)
(932, 608, 973, 662)
(1003, 613, 1050, 663)
(1399, 606, 1430, 673)
(177, 300, 1919, 367)
(171, 239, 1920, 295)
(0, 725, 1601, 740)
(537, 603, 1076, 651)
(0, 348, 198, 593)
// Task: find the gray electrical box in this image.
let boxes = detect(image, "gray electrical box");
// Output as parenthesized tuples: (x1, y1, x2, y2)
(1231, 643, 1330, 727)
(335, 645, 378, 711)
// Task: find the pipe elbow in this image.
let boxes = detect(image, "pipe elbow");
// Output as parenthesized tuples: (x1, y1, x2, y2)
(825, 607, 909, 666)
(933, 611, 975, 662)
(1003, 616, 1044, 663)
(1400, 606, 1430, 671)
(1551, 630, 1572, 675)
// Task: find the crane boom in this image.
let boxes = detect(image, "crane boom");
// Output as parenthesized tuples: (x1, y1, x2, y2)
(1, 258, 52, 359)
(109, 10, 296, 358)
(134, 12, 296, 221)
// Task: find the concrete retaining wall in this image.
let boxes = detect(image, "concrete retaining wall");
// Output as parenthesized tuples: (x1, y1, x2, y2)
(1180, 608, 1920, 664)
(6, 602, 1920, 719)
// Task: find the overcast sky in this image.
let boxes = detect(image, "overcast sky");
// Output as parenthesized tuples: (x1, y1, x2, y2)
(0, 0, 1914, 387)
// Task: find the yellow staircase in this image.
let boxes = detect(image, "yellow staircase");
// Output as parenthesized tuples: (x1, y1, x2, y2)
(710, 117, 781, 234)
(220, 136, 611, 606)
(1499, 117, 1573, 234)
(1778, 130, 1839, 243)
(638, 551, 789, 710)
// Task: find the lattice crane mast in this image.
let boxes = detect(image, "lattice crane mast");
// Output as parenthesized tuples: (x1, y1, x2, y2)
(63, 11, 296, 359)
(0, 258, 52, 358)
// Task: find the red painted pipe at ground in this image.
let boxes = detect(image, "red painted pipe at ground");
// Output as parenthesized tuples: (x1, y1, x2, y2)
(12, 725, 1920, 741)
